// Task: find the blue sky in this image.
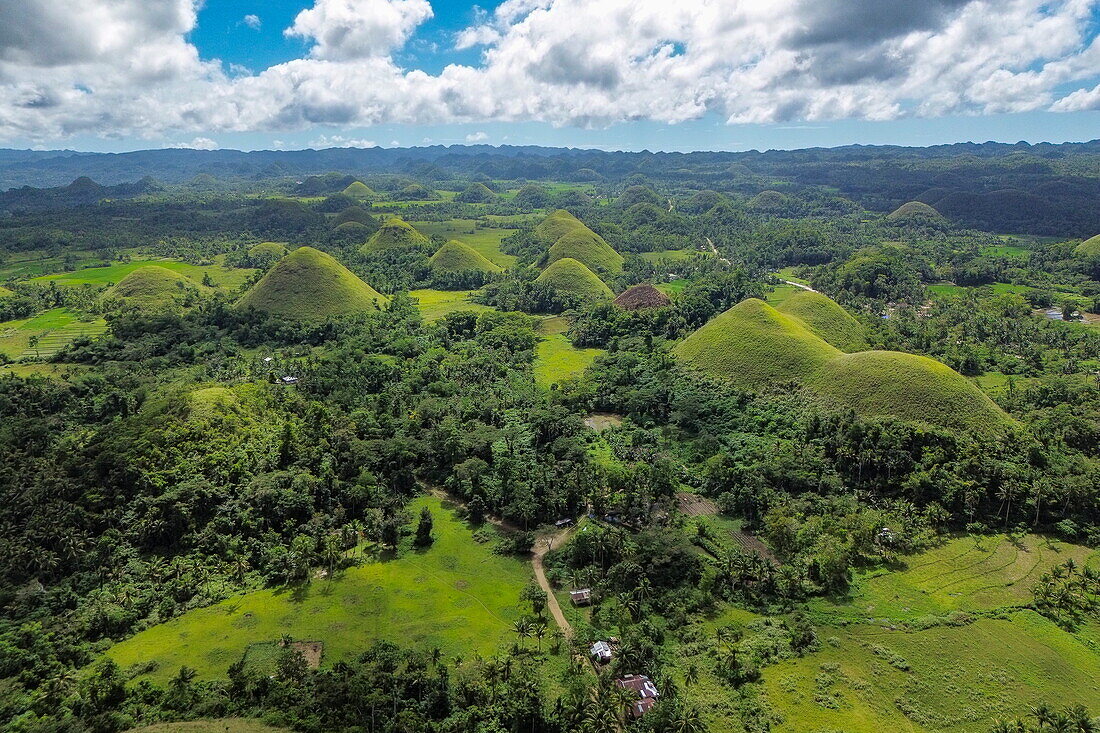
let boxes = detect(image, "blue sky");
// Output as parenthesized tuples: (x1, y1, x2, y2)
(2, 0, 1099, 153)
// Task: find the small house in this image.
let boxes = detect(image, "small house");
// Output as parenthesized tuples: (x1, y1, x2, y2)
(569, 588, 591, 606)
(554, 517, 574, 528)
(280, 376, 299, 385)
(616, 674, 659, 718)
(590, 641, 612, 664)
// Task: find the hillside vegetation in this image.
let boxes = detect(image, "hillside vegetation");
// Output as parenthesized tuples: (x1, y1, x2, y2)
(341, 181, 375, 199)
(888, 200, 943, 220)
(533, 209, 588, 244)
(1074, 234, 1100, 257)
(673, 298, 841, 387)
(237, 246, 386, 319)
(429, 240, 502, 275)
(775, 290, 869, 352)
(806, 350, 1016, 436)
(105, 265, 198, 310)
(361, 216, 429, 253)
(613, 283, 671, 310)
(534, 257, 613, 301)
(545, 228, 624, 273)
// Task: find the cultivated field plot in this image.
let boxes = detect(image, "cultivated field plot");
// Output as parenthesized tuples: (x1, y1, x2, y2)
(129, 721, 288, 733)
(533, 316, 603, 387)
(810, 533, 1099, 621)
(408, 289, 495, 321)
(0, 307, 107, 359)
(31, 257, 254, 291)
(409, 219, 518, 268)
(108, 496, 532, 683)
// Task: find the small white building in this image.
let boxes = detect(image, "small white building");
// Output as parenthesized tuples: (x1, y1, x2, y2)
(590, 641, 612, 664)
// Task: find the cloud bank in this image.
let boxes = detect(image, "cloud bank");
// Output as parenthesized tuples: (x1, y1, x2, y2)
(0, 0, 1097, 142)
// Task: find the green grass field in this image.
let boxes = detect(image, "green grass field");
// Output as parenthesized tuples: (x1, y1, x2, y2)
(107, 496, 532, 683)
(981, 244, 1030, 259)
(637, 248, 700, 263)
(656, 279, 690, 295)
(31, 258, 253, 291)
(408, 289, 495, 321)
(533, 317, 603, 387)
(409, 219, 518, 268)
(0, 307, 107, 359)
(128, 720, 287, 733)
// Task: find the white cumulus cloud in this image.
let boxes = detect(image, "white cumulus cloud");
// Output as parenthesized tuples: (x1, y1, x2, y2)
(285, 0, 433, 60)
(169, 136, 218, 150)
(465, 131, 488, 142)
(308, 133, 377, 147)
(242, 14, 261, 30)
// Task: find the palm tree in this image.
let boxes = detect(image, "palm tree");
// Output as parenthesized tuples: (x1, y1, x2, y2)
(513, 618, 533, 647)
(534, 622, 547, 651)
(671, 706, 706, 733)
(684, 663, 699, 687)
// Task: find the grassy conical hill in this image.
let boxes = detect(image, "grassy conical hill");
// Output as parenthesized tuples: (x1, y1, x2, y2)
(514, 184, 551, 208)
(673, 298, 840, 388)
(534, 258, 613, 302)
(613, 283, 671, 310)
(806, 351, 1014, 436)
(249, 242, 288, 258)
(1073, 235, 1100, 257)
(534, 209, 587, 244)
(107, 265, 198, 310)
(776, 290, 869, 352)
(360, 217, 430, 253)
(342, 181, 376, 199)
(429, 240, 502, 275)
(749, 190, 790, 210)
(887, 201, 942, 220)
(333, 206, 374, 227)
(454, 182, 498, 203)
(546, 229, 624, 273)
(237, 246, 386, 319)
(0, 285, 14, 299)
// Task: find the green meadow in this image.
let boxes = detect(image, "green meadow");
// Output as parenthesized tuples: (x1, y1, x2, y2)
(409, 219, 518, 267)
(108, 496, 532, 683)
(409, 289, 495, 321)
(533, 317, 603, 387)
(31, 257, 254, 291)
(0, 307, 107, 359)
(637, 248, 700, 263)
(129, 721, 287, 733)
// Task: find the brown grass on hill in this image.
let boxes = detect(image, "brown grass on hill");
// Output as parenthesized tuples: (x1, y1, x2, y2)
(613, 283, 671, 310)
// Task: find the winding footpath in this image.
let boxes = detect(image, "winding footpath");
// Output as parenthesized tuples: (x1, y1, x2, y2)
(532, 527, 576, 639)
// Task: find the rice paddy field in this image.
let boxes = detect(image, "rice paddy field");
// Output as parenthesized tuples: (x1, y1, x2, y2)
(408, 289, 495, 321)
(107, 496, 532, 683)
(0, 307, 107, 359)
(409, 219, 518, 267)
(31, 257, 253, 291)
(637, 248, 700, 263)
(533, 316, 603, 387)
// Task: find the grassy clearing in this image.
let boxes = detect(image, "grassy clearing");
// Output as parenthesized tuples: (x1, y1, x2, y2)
(806, 350, 1015, 437)
(0, 307, 107, 359)
(31, 258, 252, 291)
(410, 219, 518, 268)
(533, 317, 603, 387)
(656, 279, 690, 296)
(128, 720, 287, 733)
(981, 244, 1029, 259)
(810, 533, 1098, 622)
(774, 266, 812, 286)
(107, 496, 532, 683)
(408, 289, 495, 321)
(637, 248, 699, 263)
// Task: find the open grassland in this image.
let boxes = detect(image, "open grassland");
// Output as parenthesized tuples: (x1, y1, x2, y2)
(0, 307, 107, 359)
(810, 533, 1098, 622)
(776, 290, 869, 352)
(31, 257, 253, 291)
(128, 720, 288, 733)
(637, 248, 700, 263)
(761, 611, 1100, 733)
(0, 249, 106, 280)
(409, 289, 495, 321)
(410, 219, 519, 268)
(765, 283, 803, 306)
(237, 247, 386, 319)
(107, 496, 531, 683)
(533, 317, 603, 387)
(656, 278, 690, 295)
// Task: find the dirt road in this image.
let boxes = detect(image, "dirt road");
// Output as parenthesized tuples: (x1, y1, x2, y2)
(532, 527, 575, 639)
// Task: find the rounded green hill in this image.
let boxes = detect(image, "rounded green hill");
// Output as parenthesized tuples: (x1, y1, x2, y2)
(342, 181, 376, 199)
(776, 290, 869, 352)
(673, 298, 841, 387)
(1073, 234, 1100, 257)
(0, 285, 14, 299)
(806, 351, 1014, 436)
(237, 246, 386, 319)
(333, 206, 374, 227)
(361, 217, 430, 253)
(455, 182, 498, 203)
(614, 283, 671, 310)
(534, 209, 587, 244)
(429, 240, 502, 275)
(887, 201, 943, 220)
(546, 228, 624, 273)
(514, 184, 550, 208)
(248, 242, 288, 258)
(397, 183, 438, 201)
(534, 258, 613, 302)
(107, 265, 198, 310)
(750, 190, 790, 210)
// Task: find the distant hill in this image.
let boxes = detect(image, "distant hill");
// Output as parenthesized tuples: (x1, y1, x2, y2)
(342, 180, 376, 199)
(429, 240, 502, 275)
(806, 351, 1014, 436)
(454, 182, 497, 203)
(534, 209, 588, 245)
(673, 298, 841, 387)
(775, 290, 869, 352)
(514, 183, 550, 208)
(248, 242, 288, 258)
(106, 265, 198, 310)
(237, 246, 386, 319)
(534, 258, 613, 302)
(887, 200, 943, 221)
(361, 217, 429, 253)
(749, 190, 791, 210)
(1074, 234, 1100, 257)
(333, 205, 374, 227)
(614, 283, 671, 310)
(545, 228, 624, 274)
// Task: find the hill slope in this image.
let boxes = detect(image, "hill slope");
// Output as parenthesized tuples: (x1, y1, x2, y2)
(237, 246, 386, 319)
(361, 217, 430, 253)
(342, 181, 376, 199)
(614, 283, 671, 310)
(534, 258, 613, 301)
(454, 182, 497, 203)
(545, 228, 624, 273)
(674, 298, 841, 387)
(776, 290, 869, 352)
(1073, 234, 1100, 257)
(534, 209, 588, 244)
(106, 265, 198, 310)
(887, 200, 943, 221)
(806, 350, 1014, 436)
(429, 240, 502, 274)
